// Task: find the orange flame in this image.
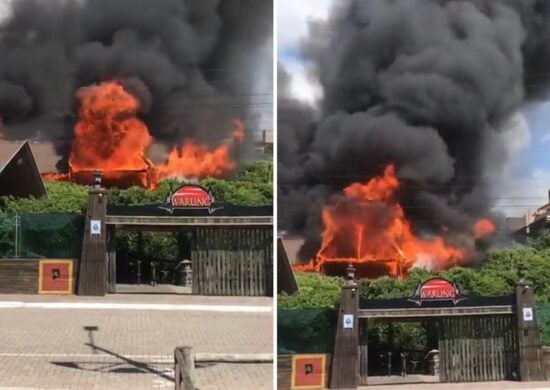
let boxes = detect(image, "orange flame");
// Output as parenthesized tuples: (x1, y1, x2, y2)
(156, 120, 244, 180)
(474, 218, 496, 239)
(69, 81, 152, 172)
(42, 81, 243, 188)
(294, 165, 466, 278)
(41, 172, 70, 181)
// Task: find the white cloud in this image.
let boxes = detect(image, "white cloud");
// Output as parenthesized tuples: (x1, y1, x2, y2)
(283, 60, 322, 105)
(0, 0, 11, 23)
(277, 0, 332, 54)
(278, 0, 331, 104)
(490, 112, 550, 217)
(494, 169, 550, 217)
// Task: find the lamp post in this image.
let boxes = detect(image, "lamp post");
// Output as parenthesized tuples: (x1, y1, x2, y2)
(93, 170, 102, 189)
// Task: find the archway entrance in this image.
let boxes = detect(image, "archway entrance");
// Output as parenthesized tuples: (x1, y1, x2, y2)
(78, 183, 273, 297)
(328, 272, 545, 389)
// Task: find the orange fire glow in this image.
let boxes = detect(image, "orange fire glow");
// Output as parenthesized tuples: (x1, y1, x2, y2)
(294, 165, 496, 279)
(41, 81, 243, 188)
(156, 120, 244, 180)
(41, 172, 70, 181)
(69, 81, 152, 173)
(474, 218, 496, 239)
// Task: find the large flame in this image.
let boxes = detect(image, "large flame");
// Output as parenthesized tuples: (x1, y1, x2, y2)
(156, 120, 244, 181)
(474, 218, 496, 239)
(42, 81, 243, 188)
(295, 165, 494, 279)
(69, 81, 151, 172)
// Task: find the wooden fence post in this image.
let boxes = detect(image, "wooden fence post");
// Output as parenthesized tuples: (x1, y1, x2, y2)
(359, 319, 368, 385)
(329, 264, 359, 389)
(515, 279, 546, 381)
(174, 346, 195, 390)
(106, 225, 116, 293)
(77, 171, 108, 296)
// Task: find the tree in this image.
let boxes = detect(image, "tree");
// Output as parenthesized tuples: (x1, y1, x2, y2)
(0, 181, 88, 214)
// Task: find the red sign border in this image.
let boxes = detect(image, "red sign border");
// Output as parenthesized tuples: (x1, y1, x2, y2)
(38, 259, 73, 295)
(408, 277, 465, 306)
(160, 184, 222, 214)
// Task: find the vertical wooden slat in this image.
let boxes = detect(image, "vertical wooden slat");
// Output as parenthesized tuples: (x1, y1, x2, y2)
(439, 318, 447, 383)
(239, 229, 244, 296)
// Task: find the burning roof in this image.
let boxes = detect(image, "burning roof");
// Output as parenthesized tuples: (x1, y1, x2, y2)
(279, 0, 550, 278)
(41, 81, 245, 189)
(0, 0, 272, 187)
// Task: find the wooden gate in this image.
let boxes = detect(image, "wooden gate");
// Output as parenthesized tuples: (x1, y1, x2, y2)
(191, 227, 272, 296)
(439, 316, 518, 382)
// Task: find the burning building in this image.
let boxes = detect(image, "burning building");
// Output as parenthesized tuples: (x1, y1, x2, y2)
(0, 0, 273, 188)
(278, 0, 550, 278)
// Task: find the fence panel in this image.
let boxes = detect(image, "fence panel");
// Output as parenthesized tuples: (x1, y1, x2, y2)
(191, 226, 272, 296)
(0, 213, 84, 259)
(439, 315, 517, 382)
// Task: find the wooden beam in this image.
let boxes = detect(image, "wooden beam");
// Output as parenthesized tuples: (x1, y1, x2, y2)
(106, 225, 116, 294)
(194, 353, 273, 363)
(106, 215, 272, 227)
(358, 305, 513, 319)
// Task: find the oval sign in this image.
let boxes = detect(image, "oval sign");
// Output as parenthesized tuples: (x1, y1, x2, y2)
(419, 278, 457, 300)
(171, 185, 213, 208)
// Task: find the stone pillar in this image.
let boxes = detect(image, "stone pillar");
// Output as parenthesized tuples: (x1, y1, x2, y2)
(77, 171, 108, 296)
(329, 264, 360, 389)
(515, 278, 546, 381)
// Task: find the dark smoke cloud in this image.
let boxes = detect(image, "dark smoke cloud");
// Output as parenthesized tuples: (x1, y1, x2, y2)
(0, 0, 272, 166)
(278, 0, 550, 263)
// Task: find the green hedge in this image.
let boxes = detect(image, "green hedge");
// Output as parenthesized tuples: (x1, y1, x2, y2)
(279, 243, 550, 349)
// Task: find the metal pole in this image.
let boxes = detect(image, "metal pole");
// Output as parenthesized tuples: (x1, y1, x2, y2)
(14, 215, 20, 258)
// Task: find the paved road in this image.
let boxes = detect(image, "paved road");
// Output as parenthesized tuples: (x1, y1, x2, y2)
(0, 294, 273, 389)
(361, 381, 550, 389)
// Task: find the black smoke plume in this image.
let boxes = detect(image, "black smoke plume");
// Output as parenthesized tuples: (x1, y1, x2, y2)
(0, 0, 272, 168)
(279, 0, 550, 263)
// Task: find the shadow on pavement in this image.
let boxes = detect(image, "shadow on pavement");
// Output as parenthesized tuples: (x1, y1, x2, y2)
(49, 325, 220, 382)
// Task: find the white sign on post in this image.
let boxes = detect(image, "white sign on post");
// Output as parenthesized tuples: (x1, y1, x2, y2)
(90, 220, 101, 235)
(523, 307, 533, 322)
(343, 314, 354, 329)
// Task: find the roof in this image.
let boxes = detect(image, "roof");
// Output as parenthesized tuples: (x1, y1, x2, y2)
(0, 140, 59, 173)
(505, 217, 526, 232)
(0, 140, 46, 198)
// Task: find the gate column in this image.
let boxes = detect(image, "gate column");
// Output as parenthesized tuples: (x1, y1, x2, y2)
(515, 278, 546, 381)
(329, 265, 359, 389)
(77, 171, 108, 296)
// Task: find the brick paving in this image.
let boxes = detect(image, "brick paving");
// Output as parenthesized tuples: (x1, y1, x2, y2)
(0, 295, 273, 389)
(360, 381, 550, 389)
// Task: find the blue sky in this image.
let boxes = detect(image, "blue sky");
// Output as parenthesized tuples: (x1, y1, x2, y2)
(278, 0, 550, 217)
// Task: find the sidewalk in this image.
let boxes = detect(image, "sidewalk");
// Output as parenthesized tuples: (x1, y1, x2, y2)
(0, 293, 273, 312)
(361, 381, 550, 389)
(0, 292, 273, 306)
(0, 293, 273, 389)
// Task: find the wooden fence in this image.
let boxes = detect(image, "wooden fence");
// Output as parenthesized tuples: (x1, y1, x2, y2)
(0, 259, 78, 294)
(191, 227, 272, 296)
(0, 259, 38, 294)
(439, 315, 518, 382)
(174, 346, 272, 390)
